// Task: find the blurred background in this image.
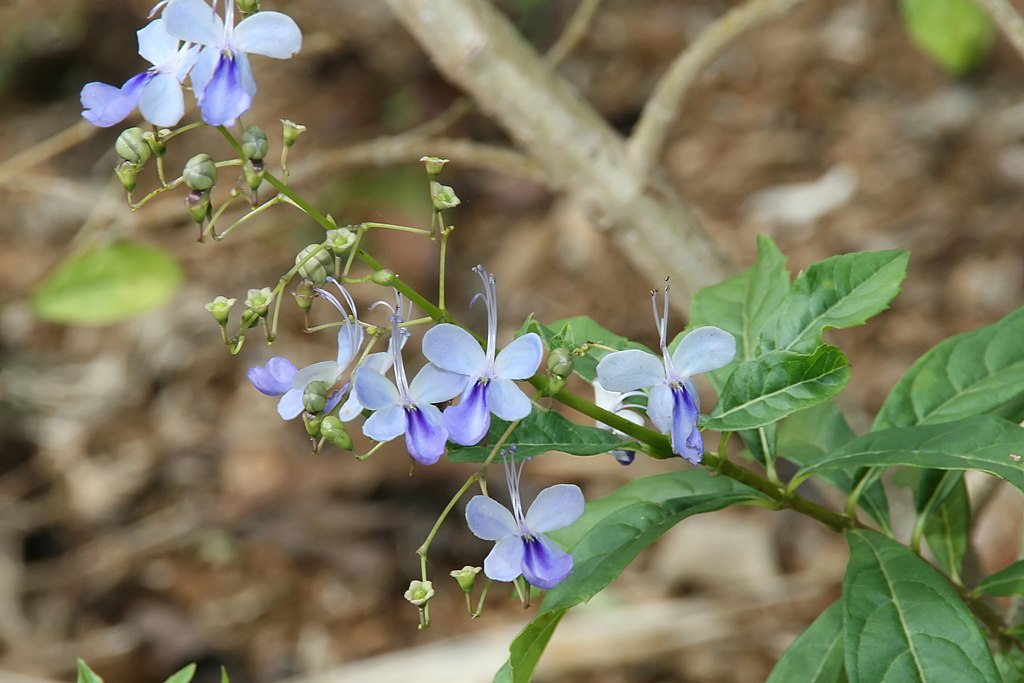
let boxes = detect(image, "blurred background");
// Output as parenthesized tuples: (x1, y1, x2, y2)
(1, 0, 1023, 680)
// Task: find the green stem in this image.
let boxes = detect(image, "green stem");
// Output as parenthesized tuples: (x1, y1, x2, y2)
(212, 195, 284, 241)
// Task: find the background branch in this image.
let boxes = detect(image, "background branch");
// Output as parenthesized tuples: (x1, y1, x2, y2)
(976, 0, 1024, 62)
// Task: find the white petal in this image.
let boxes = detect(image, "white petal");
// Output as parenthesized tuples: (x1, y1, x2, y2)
(138, 72, 184, 126)
(276, 388, 303, 419)
(291, 360, 340, 389)
(422, 324, 485, 376)
(233, 11, 302, 58)
(596, 349, 664, 392)
(672, 326, 736, 378)
(487, 378, 532, 421)
(647, 383, 673, 433)
(465, 495, 516, 540)
(493, 333, 542, 380)
(336, 322, 364, 369)
(354, 369, 400, 410)
(164, 0, 223, 46)
(362, 404, 405, 442)
(484, 536, 525, 582)
(410, 363, 469, 404)
(525, 484, 584, 533)
(137, 19, 180, 67)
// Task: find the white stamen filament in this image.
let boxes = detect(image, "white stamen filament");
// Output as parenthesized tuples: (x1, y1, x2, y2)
(473, 265, 499, 368)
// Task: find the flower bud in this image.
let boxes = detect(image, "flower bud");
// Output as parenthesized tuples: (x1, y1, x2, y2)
(244, 287, 274, 317)
(294, 279, 316, 312)
(303, 381, 330, 413)
(115, 127, 151, 167)
(420, 156, 449, 179)
(404, 580, 434, 606)
(204, 296, 236, 326)
(320, 416, 353, 450)
(186, 189, 211, 224)
(115, 160, 140, 192)
(370, 269, 396, 286)
(430, 181, 461, 211)
(295, 245, 333, 286)
(547, 347, 574, 378)
(281, 119, 307, 147)
(450, 566, 481, 594)
(243, 159, 265, 192)
(236, 0, 260, 13)
(142, 129, 166, 159)
(241, 125, 269, 161)
(183, 153, 217, 191)
(325, 227, 356, 256)
(303, 411, 322, 437)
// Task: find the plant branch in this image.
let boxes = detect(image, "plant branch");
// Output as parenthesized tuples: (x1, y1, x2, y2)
(976, 0, 1024, 62)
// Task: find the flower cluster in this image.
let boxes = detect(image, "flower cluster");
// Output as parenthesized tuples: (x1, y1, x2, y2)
(81, 0, 302, 128)
(596, 284, 736, 464)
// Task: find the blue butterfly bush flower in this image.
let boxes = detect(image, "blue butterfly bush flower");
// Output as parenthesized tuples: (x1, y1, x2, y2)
(465, 454, 584, 589)
(354, 295, 467, 465)
(596, 285, 736, 464)
(247, 281, 364, 419)
(164, 0, 302, 126)
(422, 266, 543, 445)
(81, 18, 200, 127)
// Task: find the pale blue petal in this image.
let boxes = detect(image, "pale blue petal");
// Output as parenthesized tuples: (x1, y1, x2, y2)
(525, 483, 584, 533)
(493, 333, 542, 380)
(596, 349, 665, 392)
(291, 360, 340, 389)
(363, 404, 405, 441)
(671, 326, 736, 378)
(81, 74, 148, 127)
(236, 50, 257, 96)
(164, 0, 223, 46)
(354, 369, 400, 410)
(336, 391, 364, 421)
(137, 19, 179, 66)
(247, 356, 297, 395)
(405, 404, 447, 465)
(171, 44, 201, 81)
(233, 11, 302, 58)
(522, 535, 573, 589)
(138, 71, 185, 126)
(198, 54, 251, 126)
(336, 322, 364, 369)
(362, 351, 393, 375)
(277, 388, 303, 419)
(487, 377, 532, 421)
(465, 494, 516, 540)
(422, 324, 485, 377)
(646, 383, 673, 433)
(443, 381, 490, 446)
(188, 46, 217, 95)
(323, 390, 343, 415)
(483, 536, 525, 582)
(409, 363, 468, 404)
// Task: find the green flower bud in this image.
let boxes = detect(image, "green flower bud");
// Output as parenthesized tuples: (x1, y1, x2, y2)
(420, 155, 449, 179)
(186, 189, 212, 224)
(281, 119, 307, 147)
(143, 129, 166, 159)
(450, 566, 481, 594)
(183, 153, 217, 191)
(204, 295, 236, 326)
(404, 580, 434, 606)
(294, 279, 316, 313)
(320, 416, 353, 450)
(114, 160, 140, 192)
(295, 245, 333, 286)
(325, 227, 356, 256)
(241, 125, 269, 161)
(115, 127, 151, 167)
(370, 269, 396, 286)
(303, 380, 330, 413)
(236, 0, 260, 13)
(430, 181, 461, 211)
(303, 411, 322, 437)
(547, 347, 574, 378)
(243, 159, 265, 192)
(244, 287, 274, 316)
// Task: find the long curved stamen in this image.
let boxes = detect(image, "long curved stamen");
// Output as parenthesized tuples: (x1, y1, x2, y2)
(389, 294, 412, 400)
(315, 280, 363, 359)
(502, 447, 525, 526)
(652, 280, 678, 378)
(473, 265, 499, 367)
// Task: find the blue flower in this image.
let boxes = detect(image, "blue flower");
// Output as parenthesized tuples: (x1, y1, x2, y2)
(81, 18, 199, 127)
(592, 379, 645, 466)
(353, 296, 467, 465)
(422, 266, 542, 445)
(595, 285, 735, 464)
(465, 456, 583, 589)
(164, 0, 302, 126)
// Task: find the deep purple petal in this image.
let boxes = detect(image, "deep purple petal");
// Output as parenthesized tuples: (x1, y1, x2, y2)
(465, 495, 517, 541)
(487, 377, 532, 421)
(404, 404, 447, 465)
(524, 483, 584, 533)
(521, 534, 573, 589)
(443, 380, 491, 446)
(247, 356, 298, 395)
(484, 536, 525, 582)
(611, 450, 636, 465)
(198, 54, 251, 126)
(670, 384, 702, 464)
(596, 349, 664, 392)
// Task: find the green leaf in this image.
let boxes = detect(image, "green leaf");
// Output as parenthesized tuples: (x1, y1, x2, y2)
(901, 0, 993, 75)
(532, 315, 651, 383)
(446, 409, 633, 462)
(705, 345, 850, 431)
(843, 530, 999, 683)
(766, 601, 846, 683)
(33, 240, 184, 325)
(498, 469, 764, 682)
(874, 306, 1024, 431)
(221, 667, 230, 683)
(163, 664, 197, 683)
(761, 250, 909, 353)
(973, 559, 1024, 598)
(796, 415, 1024, 495)
(77, 660, 105, 683)
(996, 647, 1024, 683)
(922, 475, 970, 583)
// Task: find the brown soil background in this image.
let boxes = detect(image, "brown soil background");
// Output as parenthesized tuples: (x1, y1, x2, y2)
(1, 0, 1023, 681)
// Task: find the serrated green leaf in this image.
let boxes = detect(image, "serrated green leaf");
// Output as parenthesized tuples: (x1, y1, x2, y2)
(77, 660, 105, 683)
(33, 240, 184, 325)
(497, 469, 765, 682)
(447, 409, 633, 462)
(922, 475, 970, 582)
(766, 601, 846, 683)
(163, 663, 197, 683)
(874, 306, 1024, 431)
(901, 0, 993, 75)
(796, 416, 1024, 495)
(532, 316, 651, 383)
(843, 530, 999, 682)
(705, 345, 850, 431)
(974, 559, 1024, 598)
(761, 250, 909, 353)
